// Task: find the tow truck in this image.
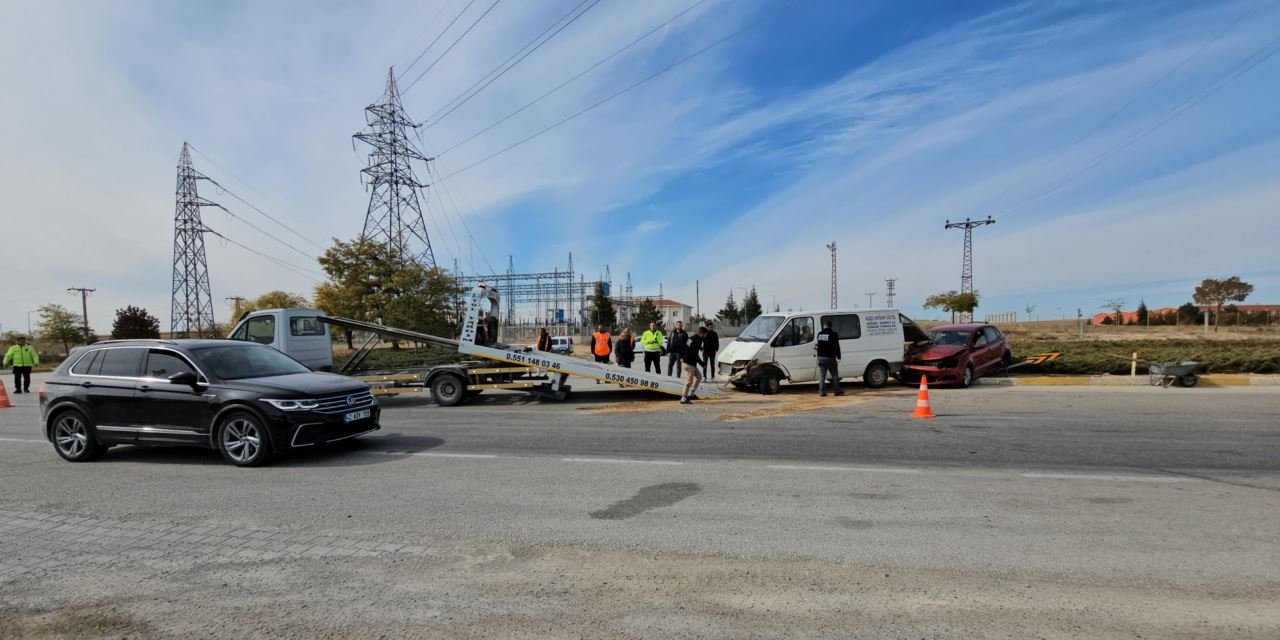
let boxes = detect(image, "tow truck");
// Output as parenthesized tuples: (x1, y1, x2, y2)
(227, 284, 718, 406)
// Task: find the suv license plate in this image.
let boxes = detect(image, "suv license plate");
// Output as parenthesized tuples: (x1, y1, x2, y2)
(343, 408, 372, 423)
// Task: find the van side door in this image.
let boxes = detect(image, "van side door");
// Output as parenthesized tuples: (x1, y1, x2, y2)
(820, 314, 861, 375)
(770, 316, 817, 382)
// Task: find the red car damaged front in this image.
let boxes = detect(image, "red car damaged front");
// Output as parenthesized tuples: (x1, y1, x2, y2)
(902, 323, 1011, 388)
(902, 343, 969, 384)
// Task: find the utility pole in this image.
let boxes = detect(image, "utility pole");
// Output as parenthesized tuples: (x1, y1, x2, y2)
(826, 242, 837, 309)
(354, 68, 435, 268)
(865, 292, 876, 307)
(171, 143, 219, 338)
(696, 280, 700, 318)
(225, 296, 248, 320)
(884, 278, 897, 308)
(944, 216, 995, 322)
(1077, 308, 1084, 338)
(67, 287, 95, 339)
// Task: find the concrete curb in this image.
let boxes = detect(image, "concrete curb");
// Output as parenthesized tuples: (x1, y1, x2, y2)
(979, 375, 1279, 387)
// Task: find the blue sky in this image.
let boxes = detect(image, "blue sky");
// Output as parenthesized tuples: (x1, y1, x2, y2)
(2, 0, 1279, 333)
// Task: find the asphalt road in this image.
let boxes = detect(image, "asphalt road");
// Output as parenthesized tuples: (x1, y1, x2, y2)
(1, 373, 1277, 638)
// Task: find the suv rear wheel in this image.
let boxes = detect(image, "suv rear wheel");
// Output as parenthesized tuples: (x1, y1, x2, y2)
(51, 409, 105, 462)
(217, 412, 274, 467)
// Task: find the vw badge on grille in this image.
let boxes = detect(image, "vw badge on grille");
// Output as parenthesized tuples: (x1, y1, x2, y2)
(346, 395, 357, 407)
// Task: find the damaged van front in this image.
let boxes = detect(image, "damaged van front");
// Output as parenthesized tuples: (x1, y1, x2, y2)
(717, 314, 785, 391)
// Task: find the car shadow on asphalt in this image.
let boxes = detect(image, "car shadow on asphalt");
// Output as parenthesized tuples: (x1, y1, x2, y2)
(91, 436, 445, 468)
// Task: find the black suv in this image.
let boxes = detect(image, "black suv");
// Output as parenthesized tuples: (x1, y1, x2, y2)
(39, 339, 380, 466)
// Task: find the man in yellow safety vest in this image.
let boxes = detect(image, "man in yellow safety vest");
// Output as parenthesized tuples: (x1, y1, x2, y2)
(3, 335, 39, 394)
(640, 322, 664, 374)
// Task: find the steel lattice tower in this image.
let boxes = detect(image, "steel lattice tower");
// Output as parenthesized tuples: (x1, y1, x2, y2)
(354, 68, 436, 268)
(884, 278, 897, 308)
(944, 216, 995, 322)
(826, 242, 837, 309)
(170, 142, 219, 338)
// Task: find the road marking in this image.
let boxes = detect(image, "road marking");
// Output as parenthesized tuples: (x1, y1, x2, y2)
(360, 450, 501, 459)
(561, 457, 683, 465)
(1018, 472, 1197, 483)
(767, 464, 921, 474)
(0, 437, 43, 444)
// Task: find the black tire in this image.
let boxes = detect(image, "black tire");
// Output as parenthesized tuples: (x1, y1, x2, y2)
(863, 362, 890, 389)
(960, 365, 975, 389)
(50, 408, 105, 462)
(431, 374, 467, 407)
(216, 411, 274, 467)
(1180, 375, 1199, 388)
(760, 371, 782, 396)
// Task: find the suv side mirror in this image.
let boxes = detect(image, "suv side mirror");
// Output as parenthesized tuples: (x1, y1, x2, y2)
(167, 371, 200, 388)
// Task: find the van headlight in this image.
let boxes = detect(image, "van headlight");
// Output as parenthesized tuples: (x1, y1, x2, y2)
(263, 399, 321, 411)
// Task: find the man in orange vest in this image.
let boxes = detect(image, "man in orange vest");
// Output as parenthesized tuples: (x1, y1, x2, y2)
(590, 325, 613, 384)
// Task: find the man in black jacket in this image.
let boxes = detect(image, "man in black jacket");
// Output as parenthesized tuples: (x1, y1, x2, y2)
(680, 327, 707, 404)
(701, 320, 719, 378)
(666, 320, 688, 377)
(814, 320, 843, 397)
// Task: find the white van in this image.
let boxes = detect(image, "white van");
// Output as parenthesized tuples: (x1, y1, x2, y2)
(717, 309, 929, 394)
(227, 309, 334, 371)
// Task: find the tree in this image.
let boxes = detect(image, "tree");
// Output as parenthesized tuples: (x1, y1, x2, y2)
(111, 306, 161, 339)
(253, 291, 309, 313)
(589, 282, 617, 328)
(1100, 298, 1126, 326)
(1193, 276, 1253, 332)
(37, 304, 84, 355)
(716, 292, 740, 327)
(740, 287, 763, 324)
(922, 290, 980, 321)
(314, 237, 461, 347)
(1136, 299, 1149, 326)
(1177, 302, 1201, 326)
(633, 298, 661, 330)
(1024, 305, 1036, 322)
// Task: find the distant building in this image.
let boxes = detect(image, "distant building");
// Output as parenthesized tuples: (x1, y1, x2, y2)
(613, 298, 694, 328)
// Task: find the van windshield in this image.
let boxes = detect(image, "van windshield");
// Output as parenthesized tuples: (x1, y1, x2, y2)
(737, 316, 784, 342)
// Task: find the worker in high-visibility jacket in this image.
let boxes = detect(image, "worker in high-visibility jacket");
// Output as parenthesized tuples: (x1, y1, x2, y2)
(640, 322, 664, 375)
(590, 326, 613, 384)
(3, 335, 39, 394)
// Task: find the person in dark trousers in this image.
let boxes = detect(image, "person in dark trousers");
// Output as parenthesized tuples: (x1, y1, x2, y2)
(701, 319, 719, 379)
(614, 329, 636, 368)
(4, 335, 39, 394)
(640, 322, 664, 374)
(666, 320, 688, 377)
(590, 325, 613, 384)
(814, 319, 843, 397)
(680, 327, 707, 404)
(536, 328, 552, 352)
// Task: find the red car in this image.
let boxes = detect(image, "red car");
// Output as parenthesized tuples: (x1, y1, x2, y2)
(902, 323, 1012, 388)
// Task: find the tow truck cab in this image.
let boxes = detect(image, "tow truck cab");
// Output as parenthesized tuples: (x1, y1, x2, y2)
(227, 309, 334, 371)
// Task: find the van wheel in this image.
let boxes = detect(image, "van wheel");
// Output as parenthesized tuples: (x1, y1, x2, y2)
(760, 372, 782, 396)
(431, 374, 467, 406)
(863, 362, 889, 389)
(51, 409, 105, 462)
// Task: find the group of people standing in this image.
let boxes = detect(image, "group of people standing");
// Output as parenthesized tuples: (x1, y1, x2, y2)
(539, 319, 719, 405)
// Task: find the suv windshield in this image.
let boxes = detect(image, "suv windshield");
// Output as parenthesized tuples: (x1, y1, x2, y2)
(929, 330, 973, 347)
(190, 344, 311, 380)
(738, 316, 784, 342)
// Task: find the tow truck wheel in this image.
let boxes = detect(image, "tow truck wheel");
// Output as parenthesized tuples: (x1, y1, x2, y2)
(431, 374, 467, 407)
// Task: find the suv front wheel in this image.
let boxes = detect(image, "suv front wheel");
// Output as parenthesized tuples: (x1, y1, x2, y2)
(51, 409, 105, 462)
(217, 412, 274, 467)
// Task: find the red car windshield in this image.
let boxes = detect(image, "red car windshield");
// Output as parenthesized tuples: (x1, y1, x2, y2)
(929, 330, 972, 347)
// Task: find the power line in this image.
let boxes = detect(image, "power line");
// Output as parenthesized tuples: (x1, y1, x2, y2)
(400, 0, 479, 78)
(422, 0, 602, 129)
(999, 32, 1280, 218)
(396, 0, 462, 74)
(210, 200, 319, 264)
(185, 144, 332, 248)
(431, 158, 497, 274)
(403, 0, 504, 94)
(203, 224, 325, 283)
(436, 0, 794, 181)
(203, 179, 328, 252)
(981, 0, 1272, 214)
(436, 0, 709, 157)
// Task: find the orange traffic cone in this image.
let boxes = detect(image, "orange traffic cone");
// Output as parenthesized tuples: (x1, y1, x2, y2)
(0, 381, 12, 409)
(910, 375, 935, 419)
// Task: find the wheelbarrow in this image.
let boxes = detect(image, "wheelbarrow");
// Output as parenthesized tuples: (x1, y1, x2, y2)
(1149, 361, 1199, 388)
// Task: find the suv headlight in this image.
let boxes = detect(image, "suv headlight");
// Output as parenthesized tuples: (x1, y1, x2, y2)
(263, 399, 321, 411)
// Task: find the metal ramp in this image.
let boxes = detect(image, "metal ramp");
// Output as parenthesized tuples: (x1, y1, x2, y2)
(459, 285, 719, 398)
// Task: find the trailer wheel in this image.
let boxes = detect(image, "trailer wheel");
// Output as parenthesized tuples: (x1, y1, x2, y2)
(431, 374, 467, 407)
